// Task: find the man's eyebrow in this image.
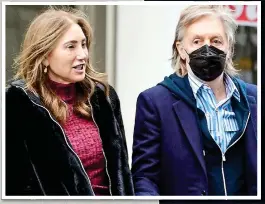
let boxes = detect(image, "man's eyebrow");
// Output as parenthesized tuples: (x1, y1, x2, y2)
(191, 34, 203, 39)
(191, 34, 224, 39)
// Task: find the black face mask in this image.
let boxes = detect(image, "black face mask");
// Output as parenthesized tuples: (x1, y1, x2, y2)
(185, 45, 226, 81)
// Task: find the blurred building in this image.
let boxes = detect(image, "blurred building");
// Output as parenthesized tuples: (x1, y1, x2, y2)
(229, 5, 257, 84)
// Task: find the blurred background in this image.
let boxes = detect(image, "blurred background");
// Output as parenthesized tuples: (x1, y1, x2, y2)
(5, 4, 258, 165)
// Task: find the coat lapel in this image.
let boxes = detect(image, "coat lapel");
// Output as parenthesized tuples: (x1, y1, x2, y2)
(173, 100, 207, 178)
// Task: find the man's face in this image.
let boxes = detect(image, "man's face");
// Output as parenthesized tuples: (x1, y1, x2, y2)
(177, 15, 228, 62)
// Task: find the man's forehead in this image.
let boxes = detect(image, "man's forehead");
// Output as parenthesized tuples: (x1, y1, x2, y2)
(184, 15, 225, 31)
(187, 32, 225, 38)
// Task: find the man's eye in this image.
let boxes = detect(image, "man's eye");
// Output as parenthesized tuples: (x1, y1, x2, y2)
(67, 45, 74, 49)
(213, 39, 222, 44)
(193, 40, 200, 44)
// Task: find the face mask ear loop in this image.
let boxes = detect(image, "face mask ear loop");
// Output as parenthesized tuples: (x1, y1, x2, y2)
(184, 49, 189, 55)
(181, 44, 190, 61)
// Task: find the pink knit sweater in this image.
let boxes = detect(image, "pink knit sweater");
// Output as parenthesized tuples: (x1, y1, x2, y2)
(47, 79, 110, 195)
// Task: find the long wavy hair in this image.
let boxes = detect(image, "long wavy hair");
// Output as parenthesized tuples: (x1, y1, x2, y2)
(13, 7, 109, 125)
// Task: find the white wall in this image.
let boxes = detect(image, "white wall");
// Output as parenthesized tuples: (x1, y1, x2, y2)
(115, 5, 187, 166)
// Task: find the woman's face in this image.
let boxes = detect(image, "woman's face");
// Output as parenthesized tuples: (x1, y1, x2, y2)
(44, 23, 89, 84)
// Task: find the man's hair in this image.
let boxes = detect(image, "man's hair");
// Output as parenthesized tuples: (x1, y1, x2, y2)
(171, 5, 239, 77)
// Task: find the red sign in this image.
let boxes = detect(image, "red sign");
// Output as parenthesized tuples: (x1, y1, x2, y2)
(227, 5, 257, 27)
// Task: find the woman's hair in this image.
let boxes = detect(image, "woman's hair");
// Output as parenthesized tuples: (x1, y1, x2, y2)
(171, 5, 239, 77)
(13, 7, 109, 124)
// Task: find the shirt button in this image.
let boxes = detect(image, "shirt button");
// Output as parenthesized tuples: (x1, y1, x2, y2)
(201, 190, 207, 195)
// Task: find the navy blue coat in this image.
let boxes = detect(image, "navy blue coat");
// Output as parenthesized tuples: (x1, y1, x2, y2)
(131, 74, 257, 196)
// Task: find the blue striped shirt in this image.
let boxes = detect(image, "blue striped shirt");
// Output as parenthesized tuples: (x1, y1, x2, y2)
(188, 72, 240, 153)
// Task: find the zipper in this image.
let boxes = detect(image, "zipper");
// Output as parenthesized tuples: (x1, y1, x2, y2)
(61, 182, 70, 195)
(213, 112, 250, 196)
(88, 100, 113, 195)
(212, 141, 227, 196)
(221, 162, 227, 196)
(16, 86, 95, 196)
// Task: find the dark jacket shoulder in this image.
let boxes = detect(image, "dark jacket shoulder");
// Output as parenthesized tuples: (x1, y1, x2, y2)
(137, 84, 173, 102)
(246, 83, 257, 101)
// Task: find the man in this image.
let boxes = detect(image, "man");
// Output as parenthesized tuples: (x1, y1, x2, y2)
(131, 5, 257, 196)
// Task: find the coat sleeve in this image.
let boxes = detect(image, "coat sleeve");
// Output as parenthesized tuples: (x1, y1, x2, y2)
(108, 85, 135, 195)
(131, 91, 161, 195)
(109, 86, 127, 153)
(5, 87, 35, 195)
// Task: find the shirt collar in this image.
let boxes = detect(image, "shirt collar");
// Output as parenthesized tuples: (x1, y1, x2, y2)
(224, 74, 240, 102)
(187, 69, 205, 99)
(188, 71, 240, 102)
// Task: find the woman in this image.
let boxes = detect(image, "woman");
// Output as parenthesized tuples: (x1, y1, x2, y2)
(6, 8, 134, 196)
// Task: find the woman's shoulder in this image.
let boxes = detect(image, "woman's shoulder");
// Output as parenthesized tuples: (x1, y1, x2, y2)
(108, 85, 119, 99)
(6, 79, 38, 106)
(6, 79, 26, 96)
(95, 82, 120, 112)
(96, 82, 118, 99)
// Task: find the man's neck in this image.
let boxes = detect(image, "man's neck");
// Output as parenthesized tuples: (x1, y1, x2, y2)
(206, 73, 226, 102)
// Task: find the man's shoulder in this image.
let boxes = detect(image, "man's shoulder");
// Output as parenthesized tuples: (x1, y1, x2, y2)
(233, 77, 257, 97)
(246, 83, 257, 93)
(245, 83, 257, 103)
(137, 84, 174, 105)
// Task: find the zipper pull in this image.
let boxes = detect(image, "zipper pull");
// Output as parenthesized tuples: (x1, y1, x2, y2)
(222, 154, 226, 161)
(203, 150, 206, 156)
